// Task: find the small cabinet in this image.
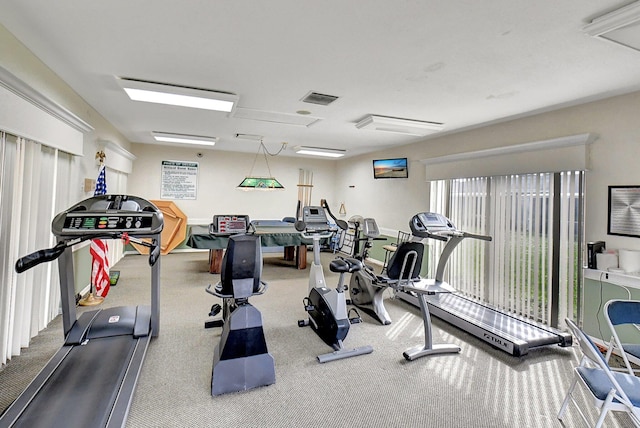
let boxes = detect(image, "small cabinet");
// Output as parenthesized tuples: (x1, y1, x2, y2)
(582, 269, 640, 347)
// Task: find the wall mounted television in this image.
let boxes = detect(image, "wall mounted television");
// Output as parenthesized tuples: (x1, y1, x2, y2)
(373, 158, 408, 179)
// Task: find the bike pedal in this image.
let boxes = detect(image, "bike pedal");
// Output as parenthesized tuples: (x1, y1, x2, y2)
(304, 304, 315, 311)
(204, 319, 224, 329)
(348, 307, 362, 324)
(209, 303, 222, 317)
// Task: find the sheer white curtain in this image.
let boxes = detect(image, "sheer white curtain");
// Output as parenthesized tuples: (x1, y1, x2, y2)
(0, 132, 71, 364)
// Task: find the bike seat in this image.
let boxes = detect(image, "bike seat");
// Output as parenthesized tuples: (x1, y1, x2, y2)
(329, 258, 362, 273)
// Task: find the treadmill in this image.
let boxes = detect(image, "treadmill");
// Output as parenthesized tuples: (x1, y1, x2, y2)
(394, 212, 572, 357)
(0, 194, 163, 428)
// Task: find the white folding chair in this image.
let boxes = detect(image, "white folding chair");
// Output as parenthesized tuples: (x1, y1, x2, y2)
(558, 319, 640, 428)
(604, 299, 640, 376)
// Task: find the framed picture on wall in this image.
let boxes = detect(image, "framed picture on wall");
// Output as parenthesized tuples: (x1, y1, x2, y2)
(608, 185, 640, 237)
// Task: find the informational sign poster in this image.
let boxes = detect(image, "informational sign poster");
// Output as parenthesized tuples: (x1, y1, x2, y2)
(608, 186, 640, 237)
(161, 160, 198, 200)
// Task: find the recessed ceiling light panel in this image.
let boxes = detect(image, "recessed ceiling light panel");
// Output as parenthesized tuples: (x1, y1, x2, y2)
(355, 115, 444, 136)
(118, 77, 238, 112)
(152, 131, 217, 147)
(294, 146, 345, 158)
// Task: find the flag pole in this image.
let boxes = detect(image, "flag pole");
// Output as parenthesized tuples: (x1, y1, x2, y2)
(79, 151, 107, 306)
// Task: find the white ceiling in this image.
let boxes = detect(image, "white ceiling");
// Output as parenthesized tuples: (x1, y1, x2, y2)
(2, 1, 640, 158)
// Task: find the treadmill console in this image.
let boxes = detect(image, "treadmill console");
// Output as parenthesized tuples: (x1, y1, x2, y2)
(410, 212, 457, 239)
(210, 215, 250, 235)
(363, 218, 380, 239)
(302, 206, 331, 233)
(53, 195, 164, 237)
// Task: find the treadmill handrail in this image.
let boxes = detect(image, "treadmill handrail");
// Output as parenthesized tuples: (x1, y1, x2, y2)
(413, 229, 492, 242)
(16, 232, 160, 274)
(459, 231, 492, 242)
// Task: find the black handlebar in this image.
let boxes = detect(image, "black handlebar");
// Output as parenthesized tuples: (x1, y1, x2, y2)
(15, 242, 68, 273)
(321, 199, 348, 230)
(123, 234, 160, 267)
(149, 243, 160, 266)
(15, 233, 161, 274)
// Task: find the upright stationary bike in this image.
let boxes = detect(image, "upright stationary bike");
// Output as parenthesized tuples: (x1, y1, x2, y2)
(297, 201, 373, 363)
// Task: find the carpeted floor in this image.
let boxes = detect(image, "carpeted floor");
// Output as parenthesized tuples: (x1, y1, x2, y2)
(0, 251, 635, 427)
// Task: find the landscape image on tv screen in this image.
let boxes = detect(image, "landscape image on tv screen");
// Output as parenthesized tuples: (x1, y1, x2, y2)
(373, 158, 408, 179)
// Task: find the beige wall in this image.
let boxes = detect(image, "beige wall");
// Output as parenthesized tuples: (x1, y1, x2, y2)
(336, 90, 640, 254)
(127, 144, 339, 223)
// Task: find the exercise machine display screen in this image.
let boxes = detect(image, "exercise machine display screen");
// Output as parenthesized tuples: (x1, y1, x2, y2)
(363, 218, 380, 238)
(302, 206, 330, 232)
(52, 195, 163, 237)
(415, 212, 456, 232)
(62, 213, 154, 233)
(211, 215, 249, 235)
(410, 212, 458, 240)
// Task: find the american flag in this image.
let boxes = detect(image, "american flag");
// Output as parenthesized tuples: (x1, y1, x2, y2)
(91, 165, 110, 297)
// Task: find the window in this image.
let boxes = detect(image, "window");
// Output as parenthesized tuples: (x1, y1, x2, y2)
(429, 171, 583, 327)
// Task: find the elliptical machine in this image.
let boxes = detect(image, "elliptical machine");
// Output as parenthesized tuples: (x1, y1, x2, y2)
(297, 200, 373, 363)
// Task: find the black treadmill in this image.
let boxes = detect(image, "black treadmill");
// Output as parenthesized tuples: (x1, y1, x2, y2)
(394, 212, 571, 357)
(0, 194, 163, 428)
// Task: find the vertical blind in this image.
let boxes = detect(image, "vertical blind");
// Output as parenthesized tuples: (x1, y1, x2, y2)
(429, 171, 583, 327)
(0, 132, 74, 364)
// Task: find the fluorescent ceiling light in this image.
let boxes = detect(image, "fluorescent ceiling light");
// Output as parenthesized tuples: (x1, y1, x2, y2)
(152, 132, 217, 147)
(583, 2, 640, 52)
(355, 115, 444, 136)
(118, 78, 238, 112)
(294, 146, 345, 158)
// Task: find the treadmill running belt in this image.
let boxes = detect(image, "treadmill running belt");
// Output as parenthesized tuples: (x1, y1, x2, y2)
(430, 294, 557, 342)
(423, 292, 569, 355)
(13, 335, 137, 428)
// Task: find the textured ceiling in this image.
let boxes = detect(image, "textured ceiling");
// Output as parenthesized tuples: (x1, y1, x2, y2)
(2, 1, 640, 158)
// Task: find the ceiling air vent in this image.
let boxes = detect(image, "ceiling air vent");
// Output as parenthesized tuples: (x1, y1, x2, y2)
(301, 91, 339, 106)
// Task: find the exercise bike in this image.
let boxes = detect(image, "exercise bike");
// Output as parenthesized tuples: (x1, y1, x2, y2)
(349, 216, 462, 360)
(348, 217, 396, 325)
(204, 232, 275, 395)
(296, 201, 373, 363)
